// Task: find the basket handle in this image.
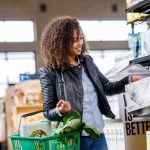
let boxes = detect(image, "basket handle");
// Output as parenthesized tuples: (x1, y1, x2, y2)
(21, 109, 44, 118)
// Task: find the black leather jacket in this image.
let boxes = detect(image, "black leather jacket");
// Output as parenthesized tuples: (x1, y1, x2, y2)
(38, 55, 129, 121)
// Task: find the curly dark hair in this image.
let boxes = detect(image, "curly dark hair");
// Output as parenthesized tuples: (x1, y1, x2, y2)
(40, 16, 88, 70)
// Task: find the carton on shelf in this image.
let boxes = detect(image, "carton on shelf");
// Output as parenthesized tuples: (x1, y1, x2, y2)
(125, 76, 150, 116)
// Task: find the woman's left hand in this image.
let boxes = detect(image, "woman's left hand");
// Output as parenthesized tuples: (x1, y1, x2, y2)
(131, 75, 144, 82)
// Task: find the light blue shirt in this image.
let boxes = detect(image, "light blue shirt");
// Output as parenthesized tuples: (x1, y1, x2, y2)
(82, 67, 104, 136)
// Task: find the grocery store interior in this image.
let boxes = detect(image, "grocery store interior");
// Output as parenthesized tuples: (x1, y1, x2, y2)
(0, 0, 150, 150)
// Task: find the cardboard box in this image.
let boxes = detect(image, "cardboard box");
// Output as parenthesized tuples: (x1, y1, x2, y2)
(119, 94, 150, 150)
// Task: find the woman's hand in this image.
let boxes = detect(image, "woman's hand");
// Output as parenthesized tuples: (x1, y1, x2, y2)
(56, 100, 71, 113)
(131, 75, 144, 82)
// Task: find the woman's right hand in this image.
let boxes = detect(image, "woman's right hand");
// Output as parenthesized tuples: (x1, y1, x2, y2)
(56, 100, 71, 114)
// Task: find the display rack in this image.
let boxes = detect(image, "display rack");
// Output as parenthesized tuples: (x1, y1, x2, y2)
(126, 0, 150, 118)
(126, 0, 150, 35)
(122, 1, 150, 149)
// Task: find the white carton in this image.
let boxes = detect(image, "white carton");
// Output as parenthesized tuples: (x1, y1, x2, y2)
(125, 76, 150, 115)
(20, 120, 51, 137)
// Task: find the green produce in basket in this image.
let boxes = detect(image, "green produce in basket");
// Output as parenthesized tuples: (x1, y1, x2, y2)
(55, 111, 100, 139)
(62, 111, 81, 124)
(55, 119, 85, 134)
(84, 125, 100, 139)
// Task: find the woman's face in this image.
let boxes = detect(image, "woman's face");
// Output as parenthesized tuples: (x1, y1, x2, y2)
(68, 29, 84, 57)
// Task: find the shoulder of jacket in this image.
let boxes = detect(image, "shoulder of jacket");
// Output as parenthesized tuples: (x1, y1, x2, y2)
(83, 54, 94, 61)
(38, 66, 55, 75)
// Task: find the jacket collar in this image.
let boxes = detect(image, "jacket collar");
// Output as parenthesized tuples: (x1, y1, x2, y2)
(84, 56, 104, 93)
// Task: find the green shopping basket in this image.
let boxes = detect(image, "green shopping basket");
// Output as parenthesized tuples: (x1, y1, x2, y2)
(9, 131, 80, 150)
(9, 110, 80, 150)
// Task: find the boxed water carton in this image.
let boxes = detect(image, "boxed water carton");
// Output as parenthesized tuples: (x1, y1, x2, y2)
(125, 76, 150, 117)
(20, 120, 51, 137)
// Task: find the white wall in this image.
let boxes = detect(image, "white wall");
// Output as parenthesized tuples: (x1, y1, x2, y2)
(0, 0, 128, 69)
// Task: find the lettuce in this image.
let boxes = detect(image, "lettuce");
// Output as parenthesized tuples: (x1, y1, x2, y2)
(55, 111, 100, 139)
(62, 111, 80, 124)
(84, 125, 100, 139)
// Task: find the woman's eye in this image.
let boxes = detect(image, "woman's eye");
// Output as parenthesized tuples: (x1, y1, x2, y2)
(73, 37, 83, 42)
(73, 38, 78, 42)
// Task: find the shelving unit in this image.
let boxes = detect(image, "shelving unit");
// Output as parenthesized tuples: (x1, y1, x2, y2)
(126, 1, 150, 36)
(129, 55, 150, 66)
(120, 1, 150, 150)
(105, 1, 150, 150)
(4, 80, 42, 150)
(126, 0, 150, 62)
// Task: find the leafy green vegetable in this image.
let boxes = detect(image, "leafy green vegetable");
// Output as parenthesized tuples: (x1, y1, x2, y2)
(54, 111, 100, 139)
(84, 125, 100, 139)
(55, 119, 85, 134)
(62, 111, 80, 124)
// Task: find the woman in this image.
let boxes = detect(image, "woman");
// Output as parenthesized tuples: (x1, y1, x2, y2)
(38, 16, 142, 150)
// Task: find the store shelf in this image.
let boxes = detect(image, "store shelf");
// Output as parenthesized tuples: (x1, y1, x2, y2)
(126, 0, 150, 14)
(129, 106, 150, 117)
(16, 104, 43, 113)
(129, 55, 150, 66)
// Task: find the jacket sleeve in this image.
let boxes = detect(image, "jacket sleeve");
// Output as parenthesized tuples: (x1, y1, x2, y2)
(38, 67, 61, 121)
(93, 61, 129, 96)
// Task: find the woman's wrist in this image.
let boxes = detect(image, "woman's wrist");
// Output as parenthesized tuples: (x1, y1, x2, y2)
(55, 107, 63, 117)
